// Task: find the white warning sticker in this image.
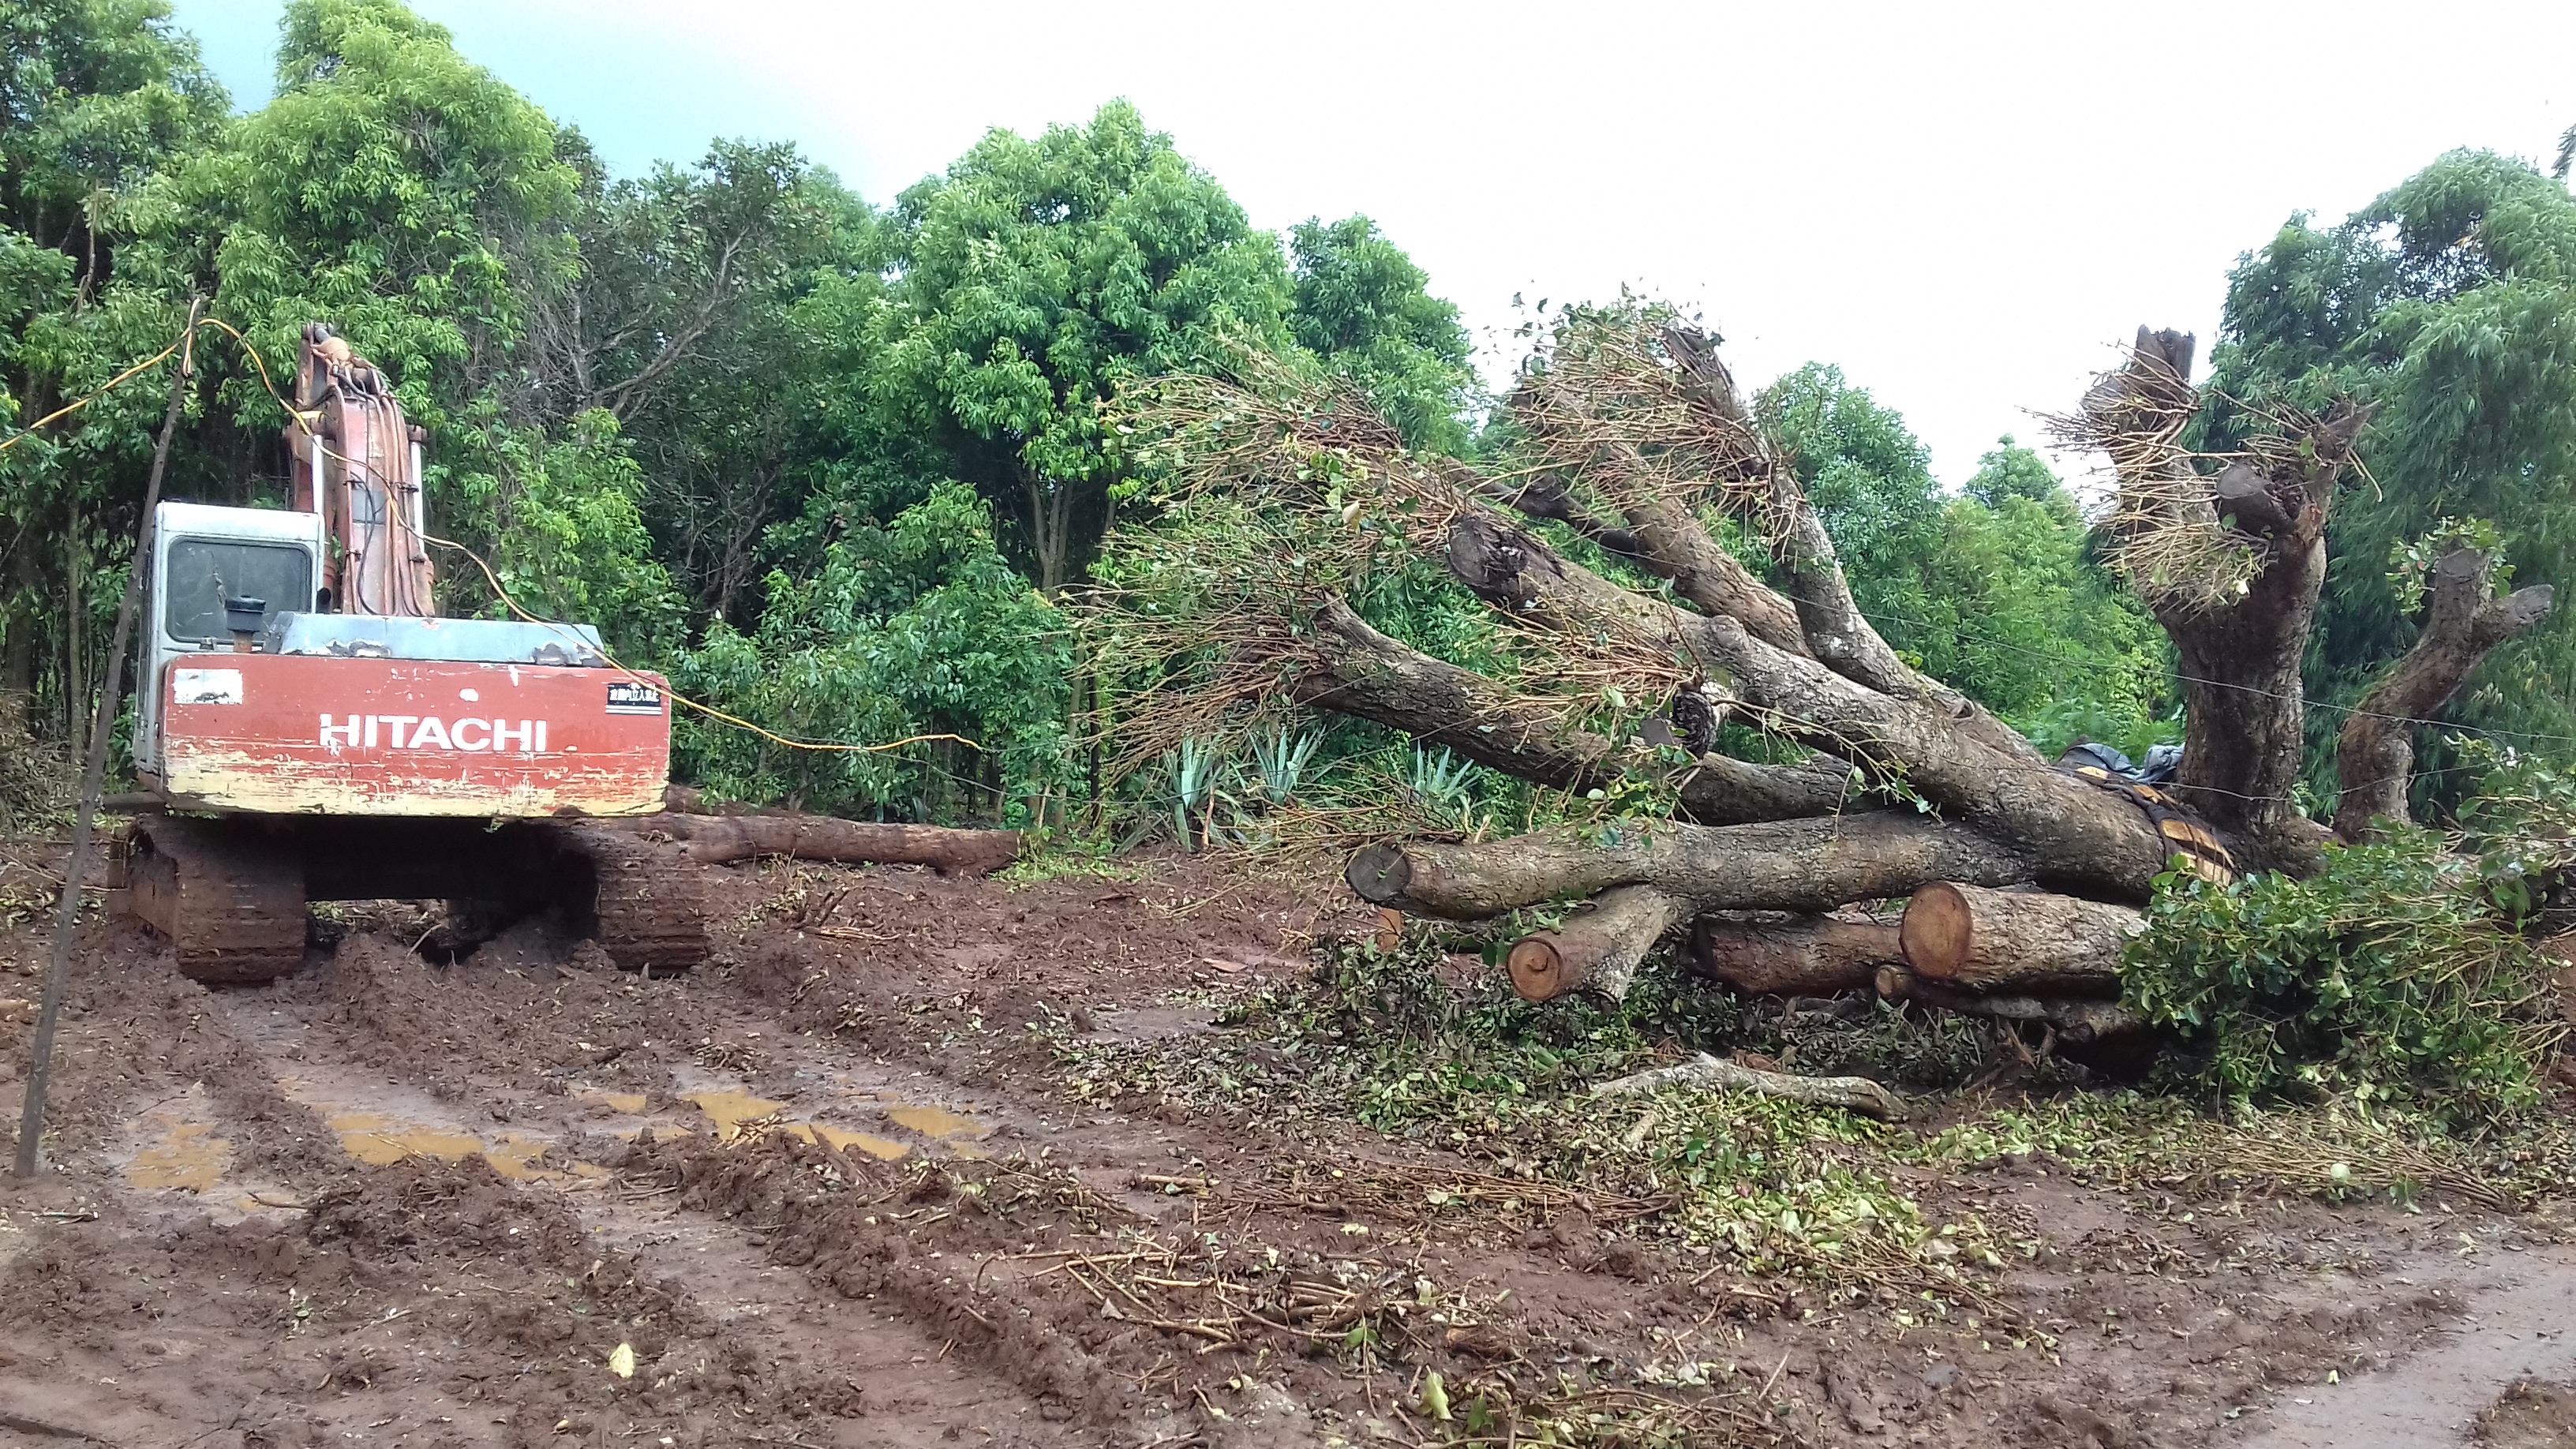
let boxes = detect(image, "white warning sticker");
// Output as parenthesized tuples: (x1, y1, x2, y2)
(173, 668, 244, 706)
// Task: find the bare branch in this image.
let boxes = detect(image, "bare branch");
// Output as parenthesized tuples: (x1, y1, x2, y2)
(2334, 547, 2556, 838)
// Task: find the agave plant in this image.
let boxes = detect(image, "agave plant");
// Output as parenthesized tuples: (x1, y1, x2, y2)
(1243, 726, 1322, 811)
(1163, 736, 1234, 851)
(1401, 746, 1482, 835)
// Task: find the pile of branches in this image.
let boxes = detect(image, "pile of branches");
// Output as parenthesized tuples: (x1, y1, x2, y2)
(1080, 309, 2555, 1051)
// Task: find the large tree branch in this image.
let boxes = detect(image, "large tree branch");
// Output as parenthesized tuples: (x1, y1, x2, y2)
(2333, 547, 2555, 839)
(1346, 811, 2033, 919)
(1441, 511, 2175, 894)
(1657, 326, 2042, 763)
(1288, 597, 1862, 825)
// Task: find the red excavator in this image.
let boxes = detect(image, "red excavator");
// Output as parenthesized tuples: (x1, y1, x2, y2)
(107, 324, 708, 981)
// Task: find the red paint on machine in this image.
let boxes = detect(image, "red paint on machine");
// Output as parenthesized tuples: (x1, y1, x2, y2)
(159, 654, 669, 817)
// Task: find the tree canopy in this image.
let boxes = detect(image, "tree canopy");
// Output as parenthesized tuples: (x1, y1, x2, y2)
(2209, 148, 2576, 807)
(0, 0, 2563, 842)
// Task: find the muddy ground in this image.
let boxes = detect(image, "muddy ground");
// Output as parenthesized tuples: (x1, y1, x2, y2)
(2, 843, 2574, 1448)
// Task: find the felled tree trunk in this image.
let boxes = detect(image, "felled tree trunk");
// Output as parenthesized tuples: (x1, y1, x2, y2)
(1348, 813, 2031, 920)
(1685, 914, 1904, 996)
(608, 814, 1023, 877)
(1506, 884, 1686, 1002)
(1898, 882, 2137, 994)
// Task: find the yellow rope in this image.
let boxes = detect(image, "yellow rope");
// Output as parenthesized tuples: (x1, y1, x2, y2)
(0, 343, 182, 452)
(10, 315, 979, 758)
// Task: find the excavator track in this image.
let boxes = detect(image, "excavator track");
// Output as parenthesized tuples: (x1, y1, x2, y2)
(541, 822, 712, 974)
(116, 814, 309, 983)
(110, 814, 711, 980)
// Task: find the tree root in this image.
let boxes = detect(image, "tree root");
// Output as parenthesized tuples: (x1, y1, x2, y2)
(1591, 1051, 1908, 1121)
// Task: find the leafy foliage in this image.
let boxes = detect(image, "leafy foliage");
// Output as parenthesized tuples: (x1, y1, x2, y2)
(675, 484, 1067, 822)
(485, 409, 685, 662)
(1286, 214, 1477, 453)
(2123, 829, 2563, 1124)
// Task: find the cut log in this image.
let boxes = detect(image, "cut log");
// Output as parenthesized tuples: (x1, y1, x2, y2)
(1505, 884, 1687, 1002)
(1874, 964, 2145, 1045)
(1898, 882, 2139, 993)
(604, 814, 1022, 877)
(1685, 914, 1904, 996)
(1591, 1050, 1907, 1121)
(1346, 812, 2031, 921)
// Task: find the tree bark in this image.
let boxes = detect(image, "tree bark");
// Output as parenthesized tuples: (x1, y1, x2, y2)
(1898, 882, 2138, 993)
(1874, 964, 2146, 1044)
(1290, 597, 1861, 826)
(2333, 546, 2554, 839)
(1347, 812, 2031, 920)
(608, 814, 1023, 876)
(1505, 883, 1686, 1002)
(1685, 913, 1905, 996)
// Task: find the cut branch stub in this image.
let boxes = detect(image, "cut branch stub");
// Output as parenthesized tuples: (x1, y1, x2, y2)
(1687, 914, 1904, 996)
(1897, 881, 2139, 993)
(1506, 884, 1687, 1002)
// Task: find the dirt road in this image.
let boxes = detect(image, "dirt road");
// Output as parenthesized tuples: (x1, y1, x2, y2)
(1, 848, 2570, 1447)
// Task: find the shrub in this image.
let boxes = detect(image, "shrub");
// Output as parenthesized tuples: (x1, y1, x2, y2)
(2123, 829, 2563, 1125)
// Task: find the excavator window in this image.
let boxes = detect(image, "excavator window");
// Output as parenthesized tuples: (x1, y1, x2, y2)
(163, 540, 314, 645)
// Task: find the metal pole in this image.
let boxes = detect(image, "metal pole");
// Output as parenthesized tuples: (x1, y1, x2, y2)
(14, 297, 202, 1179)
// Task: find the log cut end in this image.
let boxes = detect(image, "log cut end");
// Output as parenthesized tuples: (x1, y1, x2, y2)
(1346, 844, 1413, 904)
(1898, 881, 1973, 979)
(1507, 936, 1572, 1002)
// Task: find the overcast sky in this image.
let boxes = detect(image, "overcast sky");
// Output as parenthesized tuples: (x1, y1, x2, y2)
(169, 0, 2576, 486)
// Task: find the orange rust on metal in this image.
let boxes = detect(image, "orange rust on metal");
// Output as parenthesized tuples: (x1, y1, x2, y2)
(159, 654, 668, 818)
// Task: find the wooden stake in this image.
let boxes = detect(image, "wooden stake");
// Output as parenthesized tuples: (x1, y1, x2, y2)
(14, 298, 200, 1180)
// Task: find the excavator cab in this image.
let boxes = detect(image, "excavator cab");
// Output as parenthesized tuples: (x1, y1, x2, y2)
(133, 501, 325, 786)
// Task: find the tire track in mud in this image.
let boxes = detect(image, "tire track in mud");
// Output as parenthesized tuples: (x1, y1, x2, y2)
(186, 962, 1108, 1447)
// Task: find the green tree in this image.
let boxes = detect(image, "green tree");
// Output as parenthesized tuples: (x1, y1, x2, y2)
(2207, 149, 2576, 799)
(872, 99, 1294, 595)
(1938, 439, 2170, 755)
(0, 0, 224, 718)
(154, 0, 579, 571)
(526, 135, 876, 620)
(1757, 362, 1947, 650)
(485, 408, 685, 663)
(676, 482, 1068, 822)
(1287, 214, 1476, 453)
